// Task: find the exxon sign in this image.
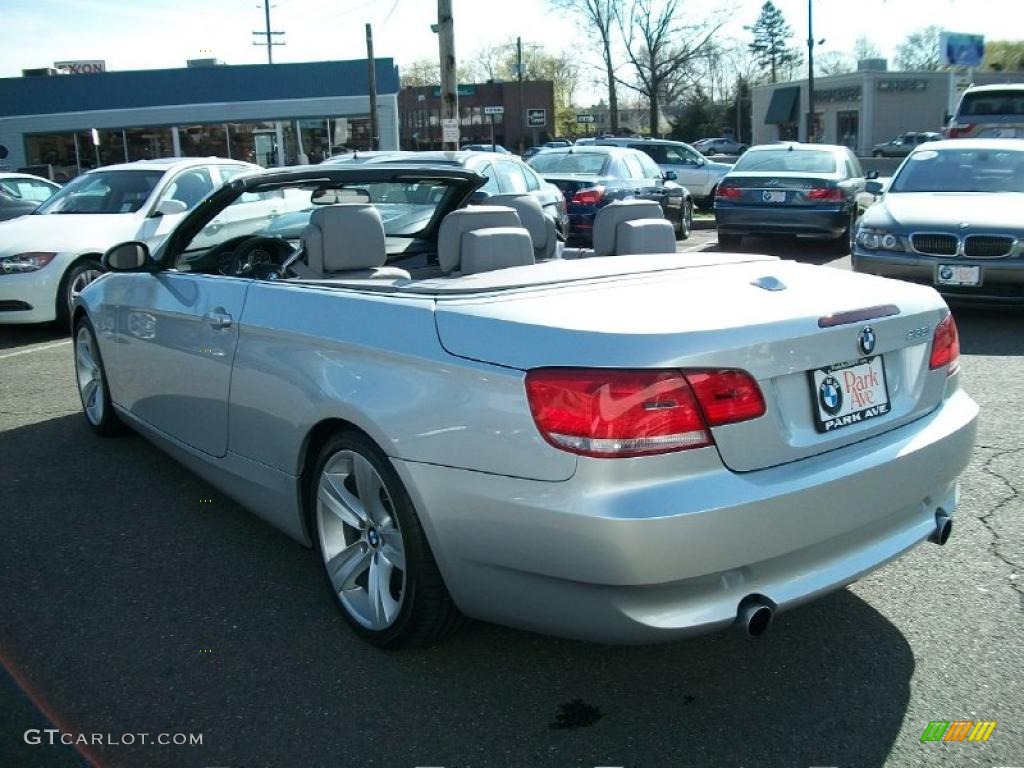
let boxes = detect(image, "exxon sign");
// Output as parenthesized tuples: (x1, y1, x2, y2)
(54, 60, 106, 74)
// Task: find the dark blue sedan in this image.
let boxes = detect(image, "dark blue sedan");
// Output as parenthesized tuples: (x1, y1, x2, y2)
(528, 146, 692, 243)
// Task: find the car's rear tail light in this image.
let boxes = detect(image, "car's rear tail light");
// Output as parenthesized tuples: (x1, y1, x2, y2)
(929, 314, 960, 374)
(685, 369, 767, 425)
(806, 187, 844, 202)
(946, 124, 975, 138)
(571, 186, 605, 206)
(524, 368, 765, 458)
(716, 184, 743, 201)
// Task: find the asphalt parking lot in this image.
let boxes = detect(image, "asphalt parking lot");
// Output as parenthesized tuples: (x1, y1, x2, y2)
(1, 235, 1021, 768)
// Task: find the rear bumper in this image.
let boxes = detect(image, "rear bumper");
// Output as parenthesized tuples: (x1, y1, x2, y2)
(853, 250, 1024, 304)
(715, 204, 850, 238)
(0, 270, 59, 324)
(394, 386, 978, 643)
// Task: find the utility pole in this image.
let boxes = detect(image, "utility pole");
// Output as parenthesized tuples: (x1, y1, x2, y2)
(366, 23, 379, 150)
(806, 0, 816, 142)
(253, 0, 285, 64)
(517, 36, 525, 154)
(437, 0, 459, 150)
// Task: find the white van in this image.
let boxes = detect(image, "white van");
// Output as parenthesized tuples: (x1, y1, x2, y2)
(945, 83, 1024, 139)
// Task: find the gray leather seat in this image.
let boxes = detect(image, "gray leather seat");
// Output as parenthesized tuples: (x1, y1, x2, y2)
(488, 194, 558, 260)
(592, 199, 676, 256)
(438, 206, 535, 275)
(300, 204, 410, 280)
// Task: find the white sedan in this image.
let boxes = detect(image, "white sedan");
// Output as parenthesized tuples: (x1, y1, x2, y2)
(0, 157, 261, 326)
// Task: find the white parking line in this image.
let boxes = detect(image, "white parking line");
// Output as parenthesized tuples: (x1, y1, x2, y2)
(0, 340, 72, 360)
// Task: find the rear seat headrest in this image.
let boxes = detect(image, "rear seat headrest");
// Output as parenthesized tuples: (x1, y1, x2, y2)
(460, 227, 535, 275)
(592, 199, 666, 256)
(438, 206, 522, 273)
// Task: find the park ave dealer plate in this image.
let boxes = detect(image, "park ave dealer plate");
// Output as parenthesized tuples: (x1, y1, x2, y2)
(809, 356, 890, 433)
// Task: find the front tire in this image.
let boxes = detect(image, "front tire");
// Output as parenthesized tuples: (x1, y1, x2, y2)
(675, 200, 693, 241)
(57, 259, 104, 329)
(73, 316, 126, 436)
(310, 431, 463, 648)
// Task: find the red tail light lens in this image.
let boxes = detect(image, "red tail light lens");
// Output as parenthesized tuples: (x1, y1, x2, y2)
(947, 124, 975, 138)
(571, 186, 605, 206)
(685, 369, 766, 425)
(524, 368, 765, 458)
(716, 184, 743, 201)
(929, 314, 960, 374)
(806, 187, 844, 202)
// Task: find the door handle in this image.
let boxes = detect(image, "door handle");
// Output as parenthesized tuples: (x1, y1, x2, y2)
(203, 309, 232, 329)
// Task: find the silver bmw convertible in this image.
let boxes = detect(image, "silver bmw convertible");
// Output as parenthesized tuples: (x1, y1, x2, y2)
(71, 163, 978, 648)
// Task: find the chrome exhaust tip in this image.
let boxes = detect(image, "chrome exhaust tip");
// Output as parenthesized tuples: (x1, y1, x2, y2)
(929, 510, 953, 546)
(736, 596, 774, 637)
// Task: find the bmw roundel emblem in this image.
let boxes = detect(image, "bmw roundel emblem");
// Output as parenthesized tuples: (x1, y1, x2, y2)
(940, 265, 954, 281)
(819, 375, 843, 416)
(858, 326, 877, 356)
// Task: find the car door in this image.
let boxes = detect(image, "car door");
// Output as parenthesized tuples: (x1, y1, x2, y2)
(135, 167, 217, 248)
(112, 231, 250, 458)
(657, 144, 710, 198)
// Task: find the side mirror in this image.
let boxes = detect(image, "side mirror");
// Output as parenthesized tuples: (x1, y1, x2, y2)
(154, 199, 188, 217)
(865, 170, 880, 180)
(103, 241, 151, 271)
(865, 180, 884, 196)
(663, 170, 678, 181)
(469, 190, 491, 204)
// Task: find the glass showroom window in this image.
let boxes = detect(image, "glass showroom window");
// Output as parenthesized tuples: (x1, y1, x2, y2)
(225, 121, 279, 166)
(179, 124, 230, 158)
(24, 133, 79, 181)
(124, 127, 173, 161)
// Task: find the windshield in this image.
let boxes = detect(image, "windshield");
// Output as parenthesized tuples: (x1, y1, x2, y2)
(959, 89, 1024, 116)
(890, 148, 1024, 193)
(528, 152, 609, 175)
(732, 149, 837, 173)
(34, 170, 164, 214)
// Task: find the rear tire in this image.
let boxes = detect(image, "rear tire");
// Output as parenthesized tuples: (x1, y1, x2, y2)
(73, 316, 127, 437)
(718, 231, 742, 250)
(832, 211, 858, 255)
(675, 200, 693, 241)
(309, 430, 464, 649)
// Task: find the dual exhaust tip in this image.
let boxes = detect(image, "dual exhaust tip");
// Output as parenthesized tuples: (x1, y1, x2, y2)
(736, 512, 953, 637)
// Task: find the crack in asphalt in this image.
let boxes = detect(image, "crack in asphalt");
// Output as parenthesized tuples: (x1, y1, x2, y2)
(974, 445, 1024, 606)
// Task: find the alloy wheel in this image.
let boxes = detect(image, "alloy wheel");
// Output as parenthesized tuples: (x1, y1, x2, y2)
(74, 326, 105, 426)
(68, 268, 103, 312)
(316, 449, 407, 630)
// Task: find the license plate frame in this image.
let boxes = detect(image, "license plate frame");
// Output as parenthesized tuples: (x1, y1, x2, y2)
(808, 356, 891, 434)
(935, 264, 981, 287)
(762, 190, 787, 203)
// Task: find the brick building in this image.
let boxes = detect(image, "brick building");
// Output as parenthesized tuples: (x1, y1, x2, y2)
(399, 81, 555, 150)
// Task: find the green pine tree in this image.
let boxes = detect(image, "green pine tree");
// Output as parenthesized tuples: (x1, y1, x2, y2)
(746, 1, 801, 83)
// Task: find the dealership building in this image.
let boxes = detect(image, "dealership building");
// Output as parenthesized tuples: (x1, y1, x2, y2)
(0, 58, 400, 180)
(752, 63, 1023, 155)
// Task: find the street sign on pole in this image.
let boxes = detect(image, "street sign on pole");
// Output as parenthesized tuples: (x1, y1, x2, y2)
(483, 105, 505, 116)
(576, 114, 595, 124)
(441, 118, 459, 145)
(527, 108, 546, 128)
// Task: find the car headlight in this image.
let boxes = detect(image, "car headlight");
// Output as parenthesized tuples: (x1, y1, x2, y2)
(856, 229, 905, 252)
(0, 252, 57, 274)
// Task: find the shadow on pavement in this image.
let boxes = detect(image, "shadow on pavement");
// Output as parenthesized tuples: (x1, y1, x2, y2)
(1, 414, 914, 768)
(714, 235, 849, 266)
(0, 323, 66, 351)
(952, 305, 1024, 357)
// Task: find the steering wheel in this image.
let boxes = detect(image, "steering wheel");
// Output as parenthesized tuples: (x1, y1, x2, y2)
(221, 236, 295, 280)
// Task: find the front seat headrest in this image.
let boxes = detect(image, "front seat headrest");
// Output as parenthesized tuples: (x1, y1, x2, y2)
(302, 204, 386, 275)
(488, 193, 557, 259)
(592, 199, 666, 256)
(438, 206, 522, 273)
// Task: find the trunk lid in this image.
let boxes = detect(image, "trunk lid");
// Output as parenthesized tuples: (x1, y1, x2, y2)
(434, 258, 950, 472)
(539, 173, 606, 202)
(720, 172, 843, 207)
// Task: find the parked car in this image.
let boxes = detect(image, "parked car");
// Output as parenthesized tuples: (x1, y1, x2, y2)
(872, 132, 942, 158)
(853, 138, 1024, 304)
(595, 137, 732, 209)
(945, 83, 1024, 139)
(714, 142, 867, 252)
(461, 144, 511, 154)
(0, 158, 261, 325)
(326, 150, 568, 241)
(522, 140, 574, 161)
(693, 137, 748, 156)
(528, 145, 692, 241)
(75, 162, 977, 648)
(0, 173, 61, 221)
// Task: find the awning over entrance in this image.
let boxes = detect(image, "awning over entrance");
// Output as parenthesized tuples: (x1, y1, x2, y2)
(765, 86, 800, 124)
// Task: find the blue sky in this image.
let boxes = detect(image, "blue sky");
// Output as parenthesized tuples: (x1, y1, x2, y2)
(2, 0, 1019, 103)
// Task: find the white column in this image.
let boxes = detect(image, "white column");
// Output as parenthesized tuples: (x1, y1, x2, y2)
(171, 126, 181, 157)
(274, 121, 285, 167)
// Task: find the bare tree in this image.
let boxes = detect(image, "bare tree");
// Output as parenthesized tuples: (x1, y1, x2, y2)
(401, 59, 440, 87)
(817, 51, 854, 76)
(616, 0, 720, 136)
(853, 35, 882, 63)
(895, 26, 944, 71)
(550, 0, 621, 132)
